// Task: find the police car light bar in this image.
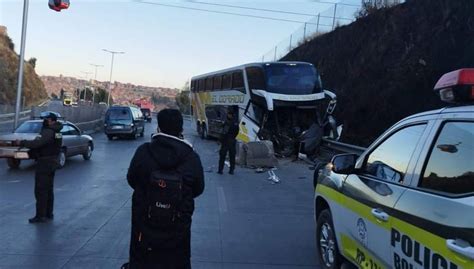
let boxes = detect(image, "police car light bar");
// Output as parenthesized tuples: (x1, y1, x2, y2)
(434, 68, 474, 103)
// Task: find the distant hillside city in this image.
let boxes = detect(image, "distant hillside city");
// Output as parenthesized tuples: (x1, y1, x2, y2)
(41, 75, 180, 111)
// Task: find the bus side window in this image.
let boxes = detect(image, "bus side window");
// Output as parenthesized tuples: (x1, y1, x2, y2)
(222, 73, 232, 90)
(213, 76, 222, 91)
(246, 67, 265, 91)
(206, 77, 213, 91)
(198, 79, 205, 92)
(232, 71, 245, 93)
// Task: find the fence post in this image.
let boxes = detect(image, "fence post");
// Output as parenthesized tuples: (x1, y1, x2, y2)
(289, 34, 292, 51)
(274, 46, 277, 61)
(316, 13, 320, 34)
(303, 22, 307, 41)
(332, 3, 338, 30)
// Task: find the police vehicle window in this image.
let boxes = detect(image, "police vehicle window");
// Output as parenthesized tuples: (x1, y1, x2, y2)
(246, 67, 265, 90)
(364, 124, 426, 184)
(420, 121, 474, 195)
(222, 73, 231, 89)
(213, 76, 222, 91)
(232, 71, 245, 93)
(205, 77, 213, 91)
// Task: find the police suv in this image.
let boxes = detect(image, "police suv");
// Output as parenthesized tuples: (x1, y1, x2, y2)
(314, 69, 474, 269)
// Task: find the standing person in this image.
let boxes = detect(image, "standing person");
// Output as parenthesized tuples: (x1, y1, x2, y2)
(218, 109, 239, 175)
(124, 109, 205, 269)
(18, 112, 63, 223)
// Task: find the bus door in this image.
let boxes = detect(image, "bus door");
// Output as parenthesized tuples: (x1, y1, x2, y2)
(237, 102, 263, 143)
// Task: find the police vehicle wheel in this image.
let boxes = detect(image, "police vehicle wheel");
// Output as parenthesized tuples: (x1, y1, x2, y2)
(58, 149, 66, 169)
(83, 144, 92, 160)
(6, 158, 21, 169)
(316, 209, 343, 269)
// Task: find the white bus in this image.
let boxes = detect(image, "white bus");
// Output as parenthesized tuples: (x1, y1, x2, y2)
(190, 61, 339, 156)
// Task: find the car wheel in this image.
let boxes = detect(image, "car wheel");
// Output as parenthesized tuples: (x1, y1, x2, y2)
(83, 143, 92, 160)
(57, 149, 66, 169)
(107, 135, 114, 140)
(316, 209, 343, 269)
(131, 130, 137, 140)
(7, 158, 21, 169)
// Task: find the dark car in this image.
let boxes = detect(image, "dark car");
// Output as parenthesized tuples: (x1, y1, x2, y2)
(0, 120, 94, 169)
(141, 108, 152, 122)
(104, 106, 145, 140)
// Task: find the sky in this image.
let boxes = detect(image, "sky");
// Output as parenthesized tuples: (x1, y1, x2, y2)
(0, 0, 360, 89)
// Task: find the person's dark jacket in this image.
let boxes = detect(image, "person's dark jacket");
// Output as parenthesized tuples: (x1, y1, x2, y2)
(126, 132, 204, 268)
(21, 121, 63, 158)
(220, 119, 239, 143)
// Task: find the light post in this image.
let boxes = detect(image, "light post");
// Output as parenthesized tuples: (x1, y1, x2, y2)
(89, 63, 103, 103)
(80, 71, 92, 101)
(102, 49, 125, 106)
(13, 0, 29, 129)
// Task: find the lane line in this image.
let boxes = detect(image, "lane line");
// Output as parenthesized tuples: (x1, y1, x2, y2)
(217, 187, 228, 213)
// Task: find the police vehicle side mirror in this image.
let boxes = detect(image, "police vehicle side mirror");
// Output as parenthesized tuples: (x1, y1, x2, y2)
(330, 153, 357, 174)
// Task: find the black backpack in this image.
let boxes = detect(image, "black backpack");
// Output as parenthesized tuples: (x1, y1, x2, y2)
(138, 144, 191, 249)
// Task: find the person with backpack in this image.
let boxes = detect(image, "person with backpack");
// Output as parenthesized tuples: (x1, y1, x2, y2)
(124, 109, 204, 269)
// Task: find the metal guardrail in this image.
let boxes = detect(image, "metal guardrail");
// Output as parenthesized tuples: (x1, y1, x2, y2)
(0, 110, 31, 120)
(320, 138, 366, 155)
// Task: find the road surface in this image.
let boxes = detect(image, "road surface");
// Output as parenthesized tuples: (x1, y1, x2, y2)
(0, 119, 319, 269)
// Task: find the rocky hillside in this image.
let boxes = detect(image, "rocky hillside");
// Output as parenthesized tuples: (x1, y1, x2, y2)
(282, 0, 474, 146)
(0, 26, 47, 110)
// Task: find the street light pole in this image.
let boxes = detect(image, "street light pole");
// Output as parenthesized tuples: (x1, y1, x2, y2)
(89, 64, 103, 104)
(13, 0, 29, 129)
(81, 71, 92, 101)
(102, 49, 125, 106)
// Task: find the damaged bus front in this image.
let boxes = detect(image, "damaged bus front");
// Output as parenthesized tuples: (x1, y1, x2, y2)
(190, 62, 340, 156)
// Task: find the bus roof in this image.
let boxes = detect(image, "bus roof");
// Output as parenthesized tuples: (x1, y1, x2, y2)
(190, 61, 314, 80)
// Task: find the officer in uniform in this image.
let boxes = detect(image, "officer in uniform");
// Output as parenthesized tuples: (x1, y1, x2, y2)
(218, 109, 239, 175)
(18, 113, 63, 223)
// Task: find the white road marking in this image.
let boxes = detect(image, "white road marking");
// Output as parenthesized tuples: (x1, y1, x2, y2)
(217, 187, 228, 213)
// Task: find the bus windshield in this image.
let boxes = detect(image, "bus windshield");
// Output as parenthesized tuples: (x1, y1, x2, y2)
(263, 64, 321, 95)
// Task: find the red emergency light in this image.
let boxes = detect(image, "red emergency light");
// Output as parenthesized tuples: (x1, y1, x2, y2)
(49, 0, 70, 12)
(434, 68, 474, 103)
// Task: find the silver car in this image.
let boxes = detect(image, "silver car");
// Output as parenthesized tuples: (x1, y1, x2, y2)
(0, 120, 94, 169)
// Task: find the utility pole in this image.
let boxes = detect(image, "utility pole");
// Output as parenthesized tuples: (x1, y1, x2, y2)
(102, 49, 125, 106)
(81, 71, 92, 101)
(89, 63, 103, 103)
(13, 0, 29, 129)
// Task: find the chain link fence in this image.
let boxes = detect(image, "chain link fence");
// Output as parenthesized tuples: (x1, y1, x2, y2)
(261, 0, 404, 62)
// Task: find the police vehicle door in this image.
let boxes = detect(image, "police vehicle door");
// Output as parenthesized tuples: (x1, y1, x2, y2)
(391, 118, 474, 269)
(341, 122, 431, 268)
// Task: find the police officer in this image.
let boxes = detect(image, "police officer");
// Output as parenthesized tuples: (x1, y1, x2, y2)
(218, 109, 239, 175)
(18, 113, 63, 223)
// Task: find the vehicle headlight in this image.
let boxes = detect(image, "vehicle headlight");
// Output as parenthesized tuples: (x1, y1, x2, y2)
(130, 123, 134, 127)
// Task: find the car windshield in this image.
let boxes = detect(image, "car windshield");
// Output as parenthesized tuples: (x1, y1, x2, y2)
(263, 64, 322, 95)
(15, 121, 43, 133)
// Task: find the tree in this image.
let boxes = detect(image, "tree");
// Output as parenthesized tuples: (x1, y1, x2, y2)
(356, 0, 399, 18)
(28, 57, 37, 69)
(175, 90, 190, 114)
